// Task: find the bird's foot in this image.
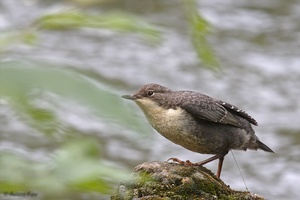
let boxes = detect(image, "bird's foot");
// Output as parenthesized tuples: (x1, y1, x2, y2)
(167, 158, 197, 166)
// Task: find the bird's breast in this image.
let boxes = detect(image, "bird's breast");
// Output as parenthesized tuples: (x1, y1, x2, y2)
(135, 98, 209, 153)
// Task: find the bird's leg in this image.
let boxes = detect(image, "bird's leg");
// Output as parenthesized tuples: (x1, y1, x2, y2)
(193, 154, 224, 166)
(216, 155, 225, 178)
(168, 154, 224, 167)
(194, 152, 228, 178)
(168, 152, 228, 178)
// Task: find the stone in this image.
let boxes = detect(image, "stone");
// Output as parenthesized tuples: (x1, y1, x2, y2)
(111, 161, 265, 200)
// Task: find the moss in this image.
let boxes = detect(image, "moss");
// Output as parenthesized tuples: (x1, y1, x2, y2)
(111, 161, 265, 200)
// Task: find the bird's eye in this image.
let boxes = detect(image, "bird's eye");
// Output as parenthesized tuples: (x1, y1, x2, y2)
(147, 90, 154, 96)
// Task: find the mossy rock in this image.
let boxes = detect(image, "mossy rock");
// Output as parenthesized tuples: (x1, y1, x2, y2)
(111, 161, 264, 200)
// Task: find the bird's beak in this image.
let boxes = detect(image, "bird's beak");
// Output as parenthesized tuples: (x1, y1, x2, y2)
(122, 94, 136, 100)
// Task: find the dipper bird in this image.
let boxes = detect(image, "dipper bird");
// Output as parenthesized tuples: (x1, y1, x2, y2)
(122, 83, 274, 178)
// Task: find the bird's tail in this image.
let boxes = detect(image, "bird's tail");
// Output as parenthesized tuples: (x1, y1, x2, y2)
(257, 140, 274, 153)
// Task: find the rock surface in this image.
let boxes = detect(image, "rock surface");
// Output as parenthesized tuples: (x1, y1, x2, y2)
(111, 161, 264, 200)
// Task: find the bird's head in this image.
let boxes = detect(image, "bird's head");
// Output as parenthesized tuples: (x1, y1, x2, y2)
(122, 83, 173, 111)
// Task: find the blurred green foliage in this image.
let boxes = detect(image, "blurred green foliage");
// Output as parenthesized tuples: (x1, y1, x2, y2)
(0, 139, 128, 198)
(185, 0, 220, 70)
(0, 1, 221, 198)
(35, 11, 161, 42)
(0, 1, 219, 70)
(0, 11, 161, 52)
(0, 61, 147, 134)
(0, 30, 37, 50)
(0, 61, 145, 198)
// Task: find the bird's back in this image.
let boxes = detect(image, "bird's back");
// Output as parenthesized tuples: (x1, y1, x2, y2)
(158, 90, 273, 153)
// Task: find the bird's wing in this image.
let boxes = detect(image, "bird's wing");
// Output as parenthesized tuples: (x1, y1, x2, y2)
(181, 95, 242, 127)
(217, 100, 258, 126)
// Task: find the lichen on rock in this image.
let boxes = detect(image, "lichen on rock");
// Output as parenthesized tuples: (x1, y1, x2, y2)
(111, 161, 264, 200)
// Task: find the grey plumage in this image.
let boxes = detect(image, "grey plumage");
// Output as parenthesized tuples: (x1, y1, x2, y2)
(122, 83, 274, 178)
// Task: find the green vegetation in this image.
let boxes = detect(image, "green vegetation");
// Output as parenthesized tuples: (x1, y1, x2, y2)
(0, 61, 145, 198)
(185, 0, 220, 70)
(0, 0, 219, 70)
(0, 1, 221, 198)
(0, 139, 127, 198)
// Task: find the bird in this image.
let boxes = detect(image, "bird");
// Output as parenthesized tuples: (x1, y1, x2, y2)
(122, 83, 274, 178)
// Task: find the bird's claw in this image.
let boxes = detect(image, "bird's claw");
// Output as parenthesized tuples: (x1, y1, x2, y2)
(167, 158, 196, 166)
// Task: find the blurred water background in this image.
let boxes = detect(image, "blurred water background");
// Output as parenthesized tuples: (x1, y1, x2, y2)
(0, 0, 299, 199)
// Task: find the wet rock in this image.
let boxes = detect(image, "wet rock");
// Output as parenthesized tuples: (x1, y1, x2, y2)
(111, 161, 264, 200)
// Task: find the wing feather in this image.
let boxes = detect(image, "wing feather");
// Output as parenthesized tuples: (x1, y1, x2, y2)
(181, 95, 241, 127)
